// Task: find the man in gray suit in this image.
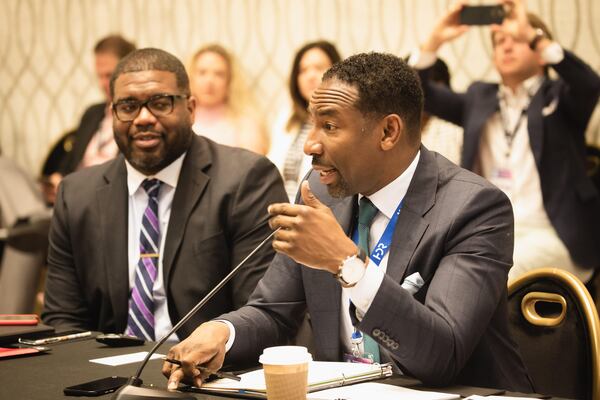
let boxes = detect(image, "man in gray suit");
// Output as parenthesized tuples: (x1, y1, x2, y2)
(42, 48, 287, 341)
(164, 53, 532, 391)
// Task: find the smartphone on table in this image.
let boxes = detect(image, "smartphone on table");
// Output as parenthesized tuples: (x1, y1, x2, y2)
(64, 376, 129, 396)
(460, 5, 505, 25)
(0, 314, 39, 325)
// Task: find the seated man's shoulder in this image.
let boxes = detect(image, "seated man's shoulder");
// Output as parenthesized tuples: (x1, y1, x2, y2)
(60, 157, 120, 192)
(435, 154, 507, 199)
(202, 136, 278, 175)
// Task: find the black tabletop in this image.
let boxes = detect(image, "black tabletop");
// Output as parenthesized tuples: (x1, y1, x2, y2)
(0, 334, 211, 400)
(0, 334, 554, 400)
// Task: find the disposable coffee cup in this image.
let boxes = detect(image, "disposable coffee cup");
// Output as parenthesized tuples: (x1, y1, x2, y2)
(259, 346, 312, 400)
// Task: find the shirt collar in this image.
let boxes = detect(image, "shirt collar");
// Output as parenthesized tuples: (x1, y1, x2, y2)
(498, 75, 544, 106)
(125, 152, 187, 195)
(359, 150, 420, 219)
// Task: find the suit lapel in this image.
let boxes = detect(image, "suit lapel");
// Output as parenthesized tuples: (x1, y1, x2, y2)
(97, 157, 130, 331)
(162, 136, 211, 286)
(463, 86, 499, 169)
(386, 148, 437, 283)
(306, 185, 356, 359)
(526, 80, 550, 166)
(327, 195, 357, 305)
(324, 195, 356, 359)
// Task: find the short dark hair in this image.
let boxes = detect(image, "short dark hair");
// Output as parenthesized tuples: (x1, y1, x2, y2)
(287, 40, 342, 131)
(110, 48, 191, 98)
(94, 34, 136, 59)
(323, 52, 423, 144)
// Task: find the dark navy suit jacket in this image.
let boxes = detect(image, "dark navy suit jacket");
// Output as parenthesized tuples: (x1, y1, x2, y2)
(418, 49, 600, 269)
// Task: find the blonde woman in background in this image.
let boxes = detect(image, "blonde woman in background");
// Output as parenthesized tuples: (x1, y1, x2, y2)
(268, 40, 341, 201)
(188, 44, 268, 154)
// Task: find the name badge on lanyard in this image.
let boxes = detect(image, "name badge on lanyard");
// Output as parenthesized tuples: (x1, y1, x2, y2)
(345, 198, 403, 364)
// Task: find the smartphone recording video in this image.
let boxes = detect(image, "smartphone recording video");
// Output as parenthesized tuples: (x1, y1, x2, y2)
(460, 5, 505, 25)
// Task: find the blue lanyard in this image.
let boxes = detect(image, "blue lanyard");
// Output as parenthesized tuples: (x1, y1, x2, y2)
(352, 199, 403, 266)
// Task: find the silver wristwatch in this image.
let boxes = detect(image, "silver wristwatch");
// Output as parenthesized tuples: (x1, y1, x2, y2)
(335, 249, 368, 288)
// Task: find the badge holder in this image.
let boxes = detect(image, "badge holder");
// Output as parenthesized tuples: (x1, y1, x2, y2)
(343, 330, 375, 364)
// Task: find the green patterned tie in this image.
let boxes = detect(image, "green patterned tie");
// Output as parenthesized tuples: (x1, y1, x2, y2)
(357, 197, 380, 363)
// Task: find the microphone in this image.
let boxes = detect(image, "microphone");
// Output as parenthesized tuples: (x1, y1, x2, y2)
(112, 227, 280, 400)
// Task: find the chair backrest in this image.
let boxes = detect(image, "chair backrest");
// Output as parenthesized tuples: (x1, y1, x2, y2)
(508, 268, 600, 400)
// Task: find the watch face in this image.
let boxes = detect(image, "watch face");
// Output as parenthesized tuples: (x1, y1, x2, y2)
(342, 256, 366, 284)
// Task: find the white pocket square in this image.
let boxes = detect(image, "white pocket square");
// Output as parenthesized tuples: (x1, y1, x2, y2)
(401, 272, 424, 295)
(542, 98, 559, 116)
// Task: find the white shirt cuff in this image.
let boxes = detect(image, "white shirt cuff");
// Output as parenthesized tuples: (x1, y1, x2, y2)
(541, 42, 564, 65)
(215, 319, 235, 352)
(345, 260, 385, 320)
(407, 49, 438, 70)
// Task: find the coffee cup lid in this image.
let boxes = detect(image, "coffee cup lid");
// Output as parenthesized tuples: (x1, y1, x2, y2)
(259, 346, 312, 365)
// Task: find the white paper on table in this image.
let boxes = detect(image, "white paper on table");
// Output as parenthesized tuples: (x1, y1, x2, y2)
(307, 382, 460, 400)
(89, 351, 165, 366)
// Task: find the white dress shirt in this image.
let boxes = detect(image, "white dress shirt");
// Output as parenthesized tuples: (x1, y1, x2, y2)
(125, 153, 186, 341)
(340, 151, 420, 355)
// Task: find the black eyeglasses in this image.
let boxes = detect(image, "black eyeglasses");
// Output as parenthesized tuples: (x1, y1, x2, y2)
(112, 94, 188, 122)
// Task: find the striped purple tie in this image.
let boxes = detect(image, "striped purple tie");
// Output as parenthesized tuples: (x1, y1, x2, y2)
(126, 179, 161, 341)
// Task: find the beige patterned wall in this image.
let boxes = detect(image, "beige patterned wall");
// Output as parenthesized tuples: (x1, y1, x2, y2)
(1, 0, 599, 175)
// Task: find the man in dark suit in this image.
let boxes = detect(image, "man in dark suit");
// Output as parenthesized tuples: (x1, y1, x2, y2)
(41, 35, 136, 205)
(41, 48, 287, 341)
(410, 0, 600, 282)
(164, 52, 533, 392)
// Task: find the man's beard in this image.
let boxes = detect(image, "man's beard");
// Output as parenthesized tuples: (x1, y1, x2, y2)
(116, 127, 193, 175)
(326, 178, 351, 198)
(312, 155, 351, 198)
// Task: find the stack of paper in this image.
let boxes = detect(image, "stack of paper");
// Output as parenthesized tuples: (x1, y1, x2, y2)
(196, 361, 393, 398)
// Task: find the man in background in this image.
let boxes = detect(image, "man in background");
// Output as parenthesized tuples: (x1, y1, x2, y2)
(41, 34, 136, 205)
(410, 0, 600, 282)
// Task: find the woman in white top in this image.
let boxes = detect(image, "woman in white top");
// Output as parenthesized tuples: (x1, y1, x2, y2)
(188, 44, 268, 154)
(268, 41, 342, 201)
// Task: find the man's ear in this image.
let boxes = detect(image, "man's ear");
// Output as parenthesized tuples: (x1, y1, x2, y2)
(380, 114, 403, 151)
(187, 95, 197, 124)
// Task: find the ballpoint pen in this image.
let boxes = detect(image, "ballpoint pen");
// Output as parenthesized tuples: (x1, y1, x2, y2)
(162, 357, 242, 381)
(18, 331, 93, 346)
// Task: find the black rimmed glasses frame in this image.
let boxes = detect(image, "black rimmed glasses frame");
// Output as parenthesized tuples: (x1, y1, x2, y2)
(112, 93, 189, 122)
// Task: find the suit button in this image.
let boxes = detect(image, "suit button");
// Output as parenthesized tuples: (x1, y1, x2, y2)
(392, 343, 399, 350)
(372, 329, 381, 337)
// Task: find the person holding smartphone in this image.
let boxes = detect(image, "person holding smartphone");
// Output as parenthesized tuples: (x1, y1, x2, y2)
(409, 0, 600, 284)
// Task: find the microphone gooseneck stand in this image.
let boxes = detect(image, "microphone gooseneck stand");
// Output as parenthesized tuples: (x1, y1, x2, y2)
(112, 228, 280, 400)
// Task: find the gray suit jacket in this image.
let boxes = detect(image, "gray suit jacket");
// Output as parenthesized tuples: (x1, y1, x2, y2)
(42, 135, 288, 339)
(221, 148, 532, 392)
